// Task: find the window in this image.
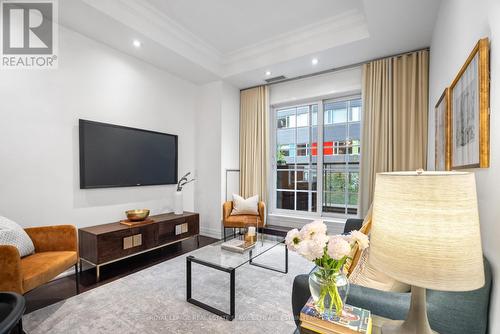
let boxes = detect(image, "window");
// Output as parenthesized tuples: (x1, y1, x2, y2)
(322, 98, 361, 215)
(275, 104, 318, 212)
(273, 97, 361, 216)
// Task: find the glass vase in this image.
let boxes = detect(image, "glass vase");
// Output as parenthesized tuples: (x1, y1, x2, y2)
(308, 266, 350, 316)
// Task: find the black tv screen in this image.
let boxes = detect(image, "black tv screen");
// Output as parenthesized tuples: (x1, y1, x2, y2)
(79, 119, 178, 189)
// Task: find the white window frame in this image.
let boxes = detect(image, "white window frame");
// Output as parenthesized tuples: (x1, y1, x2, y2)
(270, 94, 362, 220)
(271, 101, 322, 218)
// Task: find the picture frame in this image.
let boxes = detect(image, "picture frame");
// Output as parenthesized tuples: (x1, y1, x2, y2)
(435, 88, 451, 171)
(450, 38, 490, 169)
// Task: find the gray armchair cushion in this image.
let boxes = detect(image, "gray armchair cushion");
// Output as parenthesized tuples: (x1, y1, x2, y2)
(346, 284, 410, 320)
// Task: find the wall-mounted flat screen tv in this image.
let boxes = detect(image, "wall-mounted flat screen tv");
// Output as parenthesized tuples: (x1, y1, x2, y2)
(79, 119, 178, 189)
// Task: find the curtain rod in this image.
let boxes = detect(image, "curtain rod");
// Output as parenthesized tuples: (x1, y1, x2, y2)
(240, 46, 430, 91)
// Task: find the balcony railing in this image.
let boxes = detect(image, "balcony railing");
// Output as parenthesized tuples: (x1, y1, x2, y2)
(322, 163, 358, 215)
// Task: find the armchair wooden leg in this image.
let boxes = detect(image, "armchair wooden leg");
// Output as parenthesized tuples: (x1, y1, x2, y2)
(75, 263, 80, 295)
(224, 228, 227, 242)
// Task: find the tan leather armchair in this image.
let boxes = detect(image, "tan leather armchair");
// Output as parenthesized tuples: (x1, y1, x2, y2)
(222, 201, 266, 241)
(0, 225, 79, 295)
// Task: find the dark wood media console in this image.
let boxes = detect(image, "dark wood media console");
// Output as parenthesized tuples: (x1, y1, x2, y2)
(79, 212, 199, 280)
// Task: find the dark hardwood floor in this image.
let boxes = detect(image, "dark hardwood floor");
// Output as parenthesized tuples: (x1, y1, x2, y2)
(24, 235, 218, 314)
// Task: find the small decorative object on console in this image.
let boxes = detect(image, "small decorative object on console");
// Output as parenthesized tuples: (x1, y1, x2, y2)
(125, 209, 150, 221)
(121, 209, 153, 226)
(285, 221, 369, 316)
(174, 172, 196, 215)
(174, 191, 183, 215)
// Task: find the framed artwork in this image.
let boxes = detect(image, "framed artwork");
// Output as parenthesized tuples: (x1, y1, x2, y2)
(435, 88, 451, 171)
(450, 38, 490, 169)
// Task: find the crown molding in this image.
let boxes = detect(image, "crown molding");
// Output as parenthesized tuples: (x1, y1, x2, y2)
(82, 0, 224, 75)
(226, 10, 366, 61)
(77, 0, 369, 81)
(120, 0, 223, 59)
(222, 10, 369, 76)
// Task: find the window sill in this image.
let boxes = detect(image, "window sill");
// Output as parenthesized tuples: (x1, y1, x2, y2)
(268, 213, 347, 234)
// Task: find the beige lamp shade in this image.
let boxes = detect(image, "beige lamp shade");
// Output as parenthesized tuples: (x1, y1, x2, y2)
(369, 171, 484, 291)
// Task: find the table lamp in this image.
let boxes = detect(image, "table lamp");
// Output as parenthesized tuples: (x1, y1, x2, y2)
(369, 171, 484, 334)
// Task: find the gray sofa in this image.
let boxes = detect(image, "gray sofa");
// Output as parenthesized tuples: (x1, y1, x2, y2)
(291, 219, 492, 334)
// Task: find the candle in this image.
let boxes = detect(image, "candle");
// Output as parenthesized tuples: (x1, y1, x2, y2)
(248, 226, 256, 236)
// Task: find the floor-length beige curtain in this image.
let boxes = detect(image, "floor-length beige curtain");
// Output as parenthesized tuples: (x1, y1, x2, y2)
(359, 50, 429, 216)
(240, 86, 269, 203)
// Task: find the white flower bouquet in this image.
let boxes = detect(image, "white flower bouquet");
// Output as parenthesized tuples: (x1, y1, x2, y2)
(285, 220, 369, 315)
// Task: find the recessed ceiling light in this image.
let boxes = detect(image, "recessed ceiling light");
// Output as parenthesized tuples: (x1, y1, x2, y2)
(312, 58, 319, 65)
(133, 40, 142, 48)
(265, 71, 271, 76)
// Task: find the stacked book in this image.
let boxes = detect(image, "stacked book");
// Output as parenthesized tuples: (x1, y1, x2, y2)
(300, 297, 372, 334)
(221, 238, 255, 253)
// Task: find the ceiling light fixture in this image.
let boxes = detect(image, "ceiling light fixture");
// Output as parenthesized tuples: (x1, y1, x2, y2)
(133, 40, 142, 48)
(265, 71, 271, 76)
(312, 58, 319, 65)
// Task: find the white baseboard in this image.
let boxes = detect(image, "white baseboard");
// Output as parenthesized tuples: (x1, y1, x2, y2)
(199, 226, 221, 239)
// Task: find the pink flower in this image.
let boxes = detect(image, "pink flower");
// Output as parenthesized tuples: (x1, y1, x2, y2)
(285, 228, 301, 251)
(327, 235, 351, 260)
(299, 220, 327, 241)
(312, 233, 329, 248)
(350, 230, 369, 250)
(298, 239, 325, 261)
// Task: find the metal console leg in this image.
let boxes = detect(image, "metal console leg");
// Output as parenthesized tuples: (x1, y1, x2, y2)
(186, 256, 236, 321)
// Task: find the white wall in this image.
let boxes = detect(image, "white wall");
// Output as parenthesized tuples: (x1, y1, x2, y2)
(195, 81, 240, 238)
(428, 0, 499, 331)
(195, 81, 222, 237)
(269, 66, 362, 106)
(0, 26, 198, 229)
(220, 82, 240, 204)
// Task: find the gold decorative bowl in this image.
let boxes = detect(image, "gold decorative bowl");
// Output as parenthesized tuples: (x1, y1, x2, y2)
(125, 209, 150, 222)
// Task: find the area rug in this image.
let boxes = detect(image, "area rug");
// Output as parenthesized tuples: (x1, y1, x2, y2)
(24, 243, 313, 334)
